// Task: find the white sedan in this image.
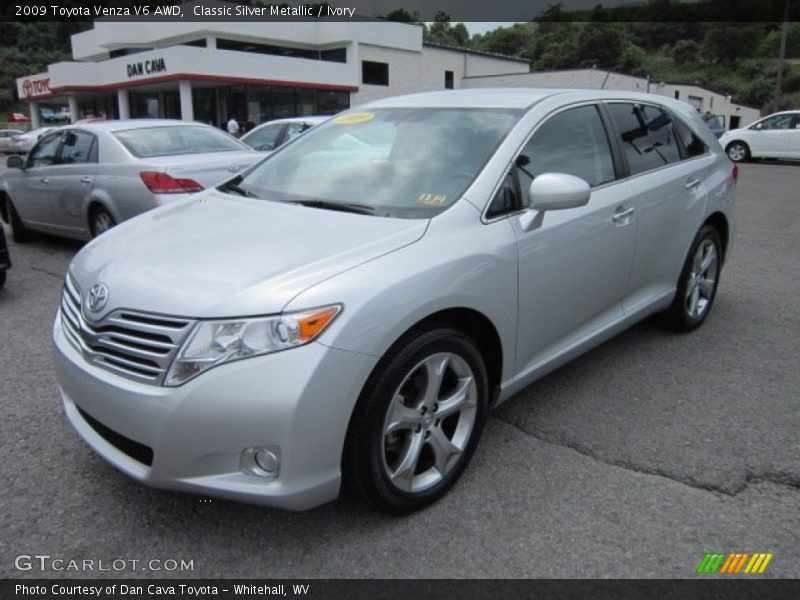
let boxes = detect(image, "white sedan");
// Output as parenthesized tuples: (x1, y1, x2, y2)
(720, 110, 800, 162)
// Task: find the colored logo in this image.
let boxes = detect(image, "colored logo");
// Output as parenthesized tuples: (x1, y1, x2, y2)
(696, 552, 773, 574)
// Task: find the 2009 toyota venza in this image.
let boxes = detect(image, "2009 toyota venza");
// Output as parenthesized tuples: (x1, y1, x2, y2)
(53, 89, 736, 512)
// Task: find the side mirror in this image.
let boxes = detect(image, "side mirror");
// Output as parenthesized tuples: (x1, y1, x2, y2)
(6, 155, 24, 169)
(529, 172, 590, 212)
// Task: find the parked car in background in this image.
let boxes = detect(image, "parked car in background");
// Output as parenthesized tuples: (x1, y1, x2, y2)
(56, 108, 71, 121)
(720, 110, 800, 162)
(241, 116, 327, 151)
(1, 120, 263, 241)
(6, 113, 30, 123)
(52, 89, 736, 513)
(0, 129, 24, 154)
(7, 127, 55, 155)
(0, 224, 10, 289)
(40, 108, 58, 123)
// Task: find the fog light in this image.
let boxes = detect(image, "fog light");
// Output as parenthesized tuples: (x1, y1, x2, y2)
(255, 448, 279, 474)
(240, 446, 280, 478)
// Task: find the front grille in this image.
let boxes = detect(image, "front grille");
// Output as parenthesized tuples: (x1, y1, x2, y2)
(60, 275, 195, 385)
(77, 406, 154, 466)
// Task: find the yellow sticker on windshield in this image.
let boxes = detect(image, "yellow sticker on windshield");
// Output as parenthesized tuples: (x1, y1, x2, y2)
(333, 112, 375, 125)
(417, 193, 447, 206)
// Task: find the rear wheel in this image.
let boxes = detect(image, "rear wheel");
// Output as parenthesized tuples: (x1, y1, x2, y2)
(90, 206, 115, 238)
(0, 269, 6, 289)
(343, 326, 489, 513)
(662, 225, 722, 332)
(726, 141, 750, 163)
(8, 201, 32, 243)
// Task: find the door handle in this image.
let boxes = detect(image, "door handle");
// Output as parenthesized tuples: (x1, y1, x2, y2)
(685, 178, 701, 190)
(40, 177, 49, 184)
(612, 206, 635, 225)
(80, 177, 93, 184)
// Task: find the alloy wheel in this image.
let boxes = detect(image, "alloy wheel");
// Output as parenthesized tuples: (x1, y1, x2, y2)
(727, 143, 747, 162)
(685, 239, 718, 319)
(381, 352, 478, 494)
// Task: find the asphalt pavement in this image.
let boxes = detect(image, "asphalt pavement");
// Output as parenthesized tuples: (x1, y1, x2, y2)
(0, 162, 798, 578)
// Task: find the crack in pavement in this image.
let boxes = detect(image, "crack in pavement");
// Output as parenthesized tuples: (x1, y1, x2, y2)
(30, 265, 65, 280)
(491, 413, 800, 497)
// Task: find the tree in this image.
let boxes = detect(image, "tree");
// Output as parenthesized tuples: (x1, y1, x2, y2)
(702, 24, 764, 65)
(474, 24, 536, 61)
(576, 22, 626, 69)
(672, 39, 700, 66)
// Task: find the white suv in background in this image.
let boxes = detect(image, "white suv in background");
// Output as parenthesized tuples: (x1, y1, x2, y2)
(720, 110, 800, 162)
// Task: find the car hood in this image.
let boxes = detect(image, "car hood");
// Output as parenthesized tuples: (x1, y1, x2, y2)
(68, 191, 428, 318)
(720, 127, 745, 139)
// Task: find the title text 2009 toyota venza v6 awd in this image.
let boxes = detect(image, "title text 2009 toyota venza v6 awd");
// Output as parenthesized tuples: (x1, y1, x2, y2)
(53, 89, 736, 513)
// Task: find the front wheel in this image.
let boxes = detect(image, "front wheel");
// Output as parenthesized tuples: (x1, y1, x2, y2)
(343, 327, 489, 513)
(662, 225, 722, 332)
(726, 141, 750, 163)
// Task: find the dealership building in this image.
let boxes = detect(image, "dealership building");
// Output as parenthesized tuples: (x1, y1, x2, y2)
(17, 1, 759, 130)
(16, 2, 529, 128)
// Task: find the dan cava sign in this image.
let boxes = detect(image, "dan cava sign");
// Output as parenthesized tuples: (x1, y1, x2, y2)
(21, 77, 51, 98)
(126, 57, 167, 78)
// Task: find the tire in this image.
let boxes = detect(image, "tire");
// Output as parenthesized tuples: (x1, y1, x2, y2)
(726, 141, 750, 163)
(89, 206, 116, 238)
(661, 225, 722, 332)
(0, 269, 5, 289)
(343, 326, 489, 513)
(7, 201, 32, 243)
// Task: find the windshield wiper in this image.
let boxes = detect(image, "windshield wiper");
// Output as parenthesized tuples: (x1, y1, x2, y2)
(291, 199, 377, 215)
(218, 177, 259, 199)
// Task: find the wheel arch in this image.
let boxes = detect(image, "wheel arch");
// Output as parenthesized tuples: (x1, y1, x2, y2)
(703, 211, 729, 264)
(375, 306, 504, 405)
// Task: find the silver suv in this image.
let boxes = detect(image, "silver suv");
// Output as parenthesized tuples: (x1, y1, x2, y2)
(53, 89, 737, 513)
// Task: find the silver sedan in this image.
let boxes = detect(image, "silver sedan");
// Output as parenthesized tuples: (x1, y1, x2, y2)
(1, 120, 262, 241)
(53, 89, 736, 512)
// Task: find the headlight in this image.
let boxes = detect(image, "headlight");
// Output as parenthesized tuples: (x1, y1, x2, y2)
(165, 305, 341, 386)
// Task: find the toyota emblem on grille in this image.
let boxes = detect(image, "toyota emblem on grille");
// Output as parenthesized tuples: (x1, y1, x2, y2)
(86, 283, 109, 313)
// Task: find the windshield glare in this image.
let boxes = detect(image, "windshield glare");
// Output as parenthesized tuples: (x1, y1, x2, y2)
(114, 126, 247, 158)
(237, 108, 521, 218)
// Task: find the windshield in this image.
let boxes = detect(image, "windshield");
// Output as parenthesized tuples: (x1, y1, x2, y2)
(114, 125, 248, 158)
(233, 107, 522, 218)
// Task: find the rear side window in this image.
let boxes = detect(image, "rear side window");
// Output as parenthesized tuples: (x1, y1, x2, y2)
(516, 104, 615, 205)
(114, 126, 246, 158)
(672, 116, 708, 158)
(244, 123, 284, 151)
(607, 103, 681, 175)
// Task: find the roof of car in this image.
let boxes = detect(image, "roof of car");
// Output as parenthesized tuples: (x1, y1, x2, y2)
(249, 116, 328, 129)
(363, 88, 700, 110)
(69, 119, 215, 132)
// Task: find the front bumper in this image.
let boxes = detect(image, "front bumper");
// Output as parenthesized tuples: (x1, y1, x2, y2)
(53, 313, 377, 510)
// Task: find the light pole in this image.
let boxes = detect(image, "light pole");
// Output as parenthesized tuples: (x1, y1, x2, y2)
(772, 0, 791, 112)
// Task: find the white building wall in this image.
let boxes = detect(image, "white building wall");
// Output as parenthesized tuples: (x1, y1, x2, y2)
(351, 45, 528, 106)
(464, 53, 529, 78)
